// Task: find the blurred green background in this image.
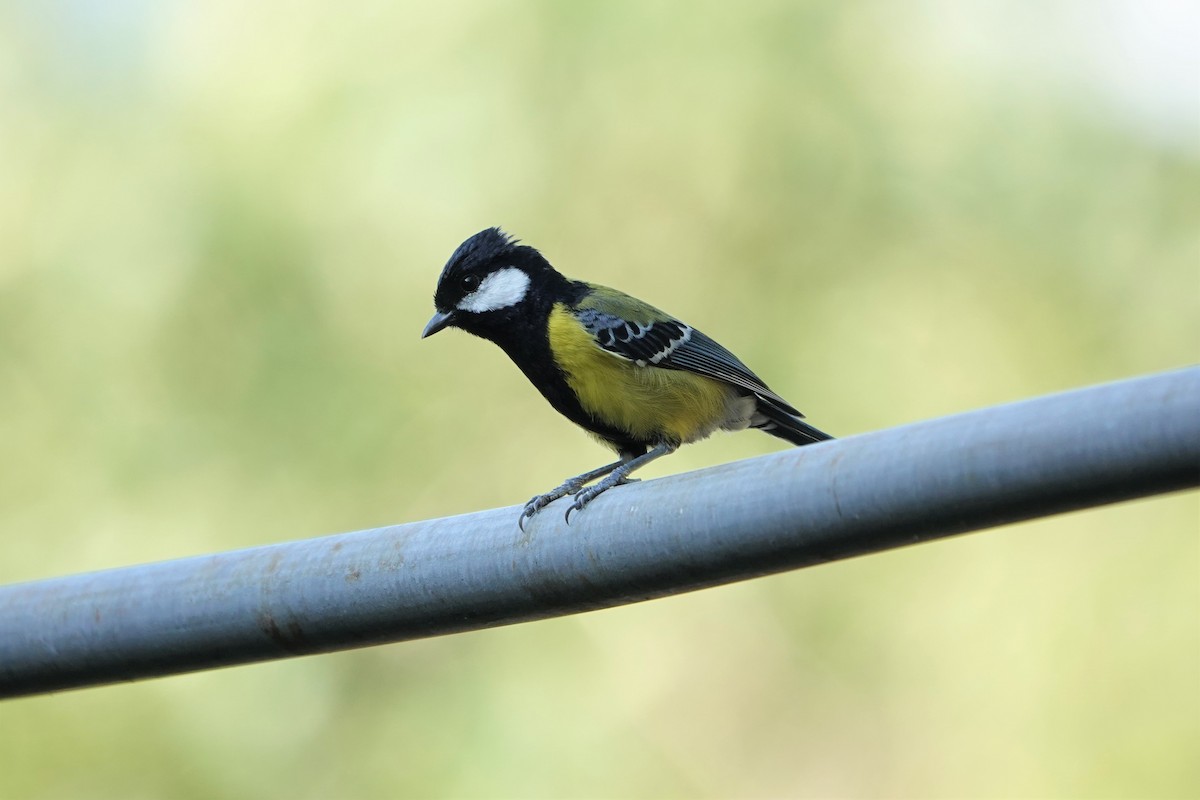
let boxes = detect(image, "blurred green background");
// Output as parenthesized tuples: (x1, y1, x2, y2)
(1, 1, 1197, 797)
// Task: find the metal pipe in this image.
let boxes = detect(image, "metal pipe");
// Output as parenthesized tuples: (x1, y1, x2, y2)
(1, 367, 1197, 699)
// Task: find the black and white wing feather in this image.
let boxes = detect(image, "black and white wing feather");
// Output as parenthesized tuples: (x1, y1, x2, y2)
(576, 308, 692, 367)
(574, 306, 802, 416)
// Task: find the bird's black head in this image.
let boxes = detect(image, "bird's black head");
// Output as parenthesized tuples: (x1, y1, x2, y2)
(422, 227, 565, 340)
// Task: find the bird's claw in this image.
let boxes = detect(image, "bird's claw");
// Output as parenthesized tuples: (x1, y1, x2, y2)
(563, 490, 596, 525)
(521, 469, 641, 528)
(519, 477, 588, 530)
(563, 475, 637, 524)
(519, 494, 553, 531)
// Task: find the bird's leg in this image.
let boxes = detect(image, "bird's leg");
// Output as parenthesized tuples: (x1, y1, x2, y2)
(520, 459, 625, 530)
(565, 443, 677, 523)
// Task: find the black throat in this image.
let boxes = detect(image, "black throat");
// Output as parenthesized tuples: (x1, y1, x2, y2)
(457, 275, 645, 455)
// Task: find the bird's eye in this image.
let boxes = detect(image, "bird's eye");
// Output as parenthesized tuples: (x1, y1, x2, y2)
(461, 274, 480, 292)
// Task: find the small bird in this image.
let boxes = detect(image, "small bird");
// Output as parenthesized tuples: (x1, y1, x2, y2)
(422, 228, 833, 527)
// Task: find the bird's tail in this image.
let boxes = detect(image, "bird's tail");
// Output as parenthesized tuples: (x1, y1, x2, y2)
(752, 397, 834, 446)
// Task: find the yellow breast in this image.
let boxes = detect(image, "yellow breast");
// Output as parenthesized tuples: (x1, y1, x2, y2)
(547, 303, 742, 444)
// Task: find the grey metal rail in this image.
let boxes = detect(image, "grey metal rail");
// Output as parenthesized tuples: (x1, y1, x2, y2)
(1, 367, 1197, 699)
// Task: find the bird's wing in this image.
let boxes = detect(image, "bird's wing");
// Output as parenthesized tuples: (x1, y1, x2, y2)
(574, 288, 803, 416)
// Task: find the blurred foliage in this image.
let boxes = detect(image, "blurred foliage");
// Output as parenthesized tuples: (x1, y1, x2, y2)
(0, 1, 1197, 798)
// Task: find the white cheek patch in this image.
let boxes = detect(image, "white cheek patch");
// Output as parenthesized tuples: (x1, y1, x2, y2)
(457, 267, 531, 313)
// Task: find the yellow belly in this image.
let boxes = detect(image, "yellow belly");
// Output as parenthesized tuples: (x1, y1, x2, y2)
(547, 304, 743, 444)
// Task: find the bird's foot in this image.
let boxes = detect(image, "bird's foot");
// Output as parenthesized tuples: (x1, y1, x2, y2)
(519, 477, 588, 531)
(520, 445, 673, 527)
(564, 474, 636, 524)
(518, 459, 629, 530)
